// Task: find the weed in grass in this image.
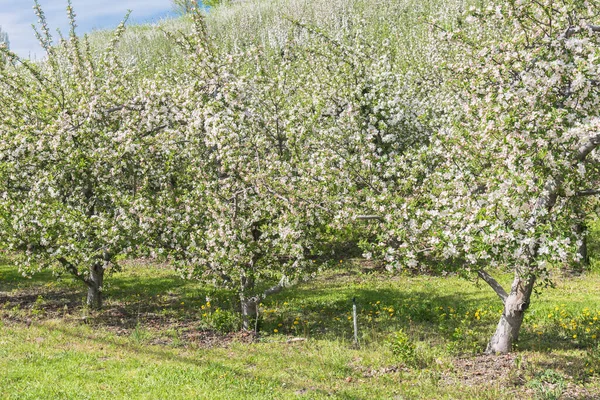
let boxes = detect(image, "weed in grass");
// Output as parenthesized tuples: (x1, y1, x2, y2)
(30, 295, 45, 317)
(526, 369, 567, 400)
(130, 323, 151, 344)
(203, 307, 240, 333)
(387, 329, 418, 367)
(586, 342, 600, 376)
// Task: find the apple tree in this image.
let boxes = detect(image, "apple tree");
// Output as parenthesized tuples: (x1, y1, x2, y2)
(0, 2, 175, 309)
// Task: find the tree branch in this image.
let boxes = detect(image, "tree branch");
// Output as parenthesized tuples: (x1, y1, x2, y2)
(589, 24, 600, 33)
(565, 23, 600, 38)
(355, 215, 383, 221)
(575, 189, 600, 196)
(477, 269, 508, 304)
(248, 275, 290, 303)
(575, 133, 600, 162)
(263, 275, 290, 298)
(58, 257, 88, 284)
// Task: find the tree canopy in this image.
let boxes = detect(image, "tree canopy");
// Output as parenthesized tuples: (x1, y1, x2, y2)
(1, 0, 598, 353)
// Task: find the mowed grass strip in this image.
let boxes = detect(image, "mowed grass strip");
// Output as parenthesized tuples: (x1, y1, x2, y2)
(1, 260, 599, 399)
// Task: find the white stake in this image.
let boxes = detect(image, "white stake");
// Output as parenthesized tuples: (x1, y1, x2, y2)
(353, 297, 358, 346)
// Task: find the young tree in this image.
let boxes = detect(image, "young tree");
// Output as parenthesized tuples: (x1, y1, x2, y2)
(0, 2, 170, 309)
(282, 18, 442, 271)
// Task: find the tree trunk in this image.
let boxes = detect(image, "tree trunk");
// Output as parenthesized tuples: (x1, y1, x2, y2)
(240, 295, 257, 331)
(575, 221, 589, 270)
(240, 274, 256, 331)
(86, 263, 104, 310)
(486, 274, 535, 354)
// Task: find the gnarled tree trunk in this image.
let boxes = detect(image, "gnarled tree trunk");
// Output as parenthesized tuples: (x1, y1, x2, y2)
(86, 263, 104, 310)
(486, 274, 535, 354)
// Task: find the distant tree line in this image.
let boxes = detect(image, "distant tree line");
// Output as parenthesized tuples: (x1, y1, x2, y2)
(0, 25, 9, 49)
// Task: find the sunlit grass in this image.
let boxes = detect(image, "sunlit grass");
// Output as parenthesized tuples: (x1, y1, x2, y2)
(1, 259, 599, 399)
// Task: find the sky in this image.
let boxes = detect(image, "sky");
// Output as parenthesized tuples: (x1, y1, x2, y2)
(0, 0, 178, 58)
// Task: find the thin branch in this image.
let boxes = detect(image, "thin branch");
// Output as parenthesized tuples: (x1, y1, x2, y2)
(262, 183, 333, 214)
(246, 275, 291, 304)
(566, 23, 600, 38)
(575, 189, 600, 196)
(58, 257, 88, 284)
(477, 269, 508, 304)
(355, 215, 383, 221)
(263, 275, 290, 298)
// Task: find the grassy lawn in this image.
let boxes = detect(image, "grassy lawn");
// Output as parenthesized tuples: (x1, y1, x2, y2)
(1, 260, 599, 399)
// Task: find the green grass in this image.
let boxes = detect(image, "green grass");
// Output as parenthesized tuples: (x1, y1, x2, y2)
(1, 260, 599, 399)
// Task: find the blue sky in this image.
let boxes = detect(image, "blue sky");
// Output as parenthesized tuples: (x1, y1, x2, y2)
(0, 0, 178, 58)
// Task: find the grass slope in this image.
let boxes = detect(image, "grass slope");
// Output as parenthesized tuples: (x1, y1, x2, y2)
(1, 260, 599, 399)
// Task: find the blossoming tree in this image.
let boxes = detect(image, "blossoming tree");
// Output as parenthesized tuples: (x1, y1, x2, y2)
(379, 0, 600, 353)
(0, 2, 174, 309)
(145, 14, 339, 329)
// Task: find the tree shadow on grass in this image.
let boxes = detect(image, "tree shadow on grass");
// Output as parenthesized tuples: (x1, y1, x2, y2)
(518, 330, 598, 353)
(1, 261, 229, 334)
(530, 353, 593, 381)
(263, 284, 497, 347)
(0, 261, 57, 292)
(2, 261, 599, 356)
(2, 259, 493, 351)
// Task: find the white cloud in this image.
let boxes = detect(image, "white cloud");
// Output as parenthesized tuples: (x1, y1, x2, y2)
(0, 0, 173, 58)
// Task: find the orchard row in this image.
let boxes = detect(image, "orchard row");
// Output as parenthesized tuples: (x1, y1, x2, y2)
(0, 0, 599, 353)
